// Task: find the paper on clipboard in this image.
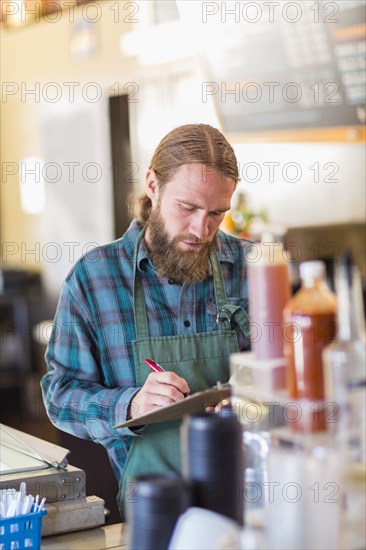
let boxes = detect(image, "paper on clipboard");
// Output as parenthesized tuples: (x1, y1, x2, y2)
(113, 385, 232, 428)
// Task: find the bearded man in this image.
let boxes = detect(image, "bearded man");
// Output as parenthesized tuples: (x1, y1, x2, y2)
(41, 124, 250, 518)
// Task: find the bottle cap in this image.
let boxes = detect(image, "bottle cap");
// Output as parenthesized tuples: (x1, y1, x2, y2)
(299, 261, 325, 281)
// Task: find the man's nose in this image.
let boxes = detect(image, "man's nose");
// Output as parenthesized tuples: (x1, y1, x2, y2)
(190, 213, 210, 240)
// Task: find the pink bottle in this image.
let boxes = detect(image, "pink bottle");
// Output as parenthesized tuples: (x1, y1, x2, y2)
(247, 240, 291, 360)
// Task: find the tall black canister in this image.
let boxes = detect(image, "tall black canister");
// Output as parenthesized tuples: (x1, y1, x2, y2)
(126, 474, 189, 550)
(181, 411, 244, 526)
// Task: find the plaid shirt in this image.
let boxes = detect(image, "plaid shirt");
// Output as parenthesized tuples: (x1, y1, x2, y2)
(41, 220, 250, 480)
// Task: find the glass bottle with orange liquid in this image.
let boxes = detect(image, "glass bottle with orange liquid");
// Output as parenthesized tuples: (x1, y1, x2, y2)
(283, 261, 337, 432)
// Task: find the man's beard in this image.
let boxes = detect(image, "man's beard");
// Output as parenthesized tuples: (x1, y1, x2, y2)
(146, 208, 215, 284)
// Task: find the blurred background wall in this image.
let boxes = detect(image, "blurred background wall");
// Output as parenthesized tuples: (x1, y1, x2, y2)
(1, 0, 365, 524)
(1, 1, 365, 301)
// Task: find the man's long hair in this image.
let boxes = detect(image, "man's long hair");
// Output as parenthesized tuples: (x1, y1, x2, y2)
(131, 124, 239, 224)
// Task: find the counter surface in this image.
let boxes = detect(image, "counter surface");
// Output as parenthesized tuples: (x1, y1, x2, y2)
(41, 523, 127, 550)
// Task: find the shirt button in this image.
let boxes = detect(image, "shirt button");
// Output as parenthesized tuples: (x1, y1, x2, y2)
(184, 320, 191, 327)
(168, 278, 175, 285)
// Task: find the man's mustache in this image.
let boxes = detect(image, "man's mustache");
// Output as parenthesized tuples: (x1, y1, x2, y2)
(177, 235, 211, 244)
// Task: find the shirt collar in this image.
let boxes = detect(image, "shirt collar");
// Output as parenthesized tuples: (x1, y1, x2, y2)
(124, 219, 151, 272)
(137, 235, 151, 272)
(215, 230, 236, 265)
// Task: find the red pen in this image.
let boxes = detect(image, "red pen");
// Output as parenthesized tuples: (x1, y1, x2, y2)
(144, 358, 190, 398)
(144, 358, 165, 373)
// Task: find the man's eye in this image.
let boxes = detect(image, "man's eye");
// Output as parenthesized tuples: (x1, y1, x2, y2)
(180, 204, 194, 212)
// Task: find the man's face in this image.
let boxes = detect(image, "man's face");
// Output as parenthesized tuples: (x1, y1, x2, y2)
(145, 163, 236, 283)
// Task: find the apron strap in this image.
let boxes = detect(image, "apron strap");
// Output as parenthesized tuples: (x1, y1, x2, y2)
(133, 226, 150, 338)
(133, 228, 249, 339)
(216, 304, 250, 337)
(210, 248, 250, 337)
(209, 247, 227, 310)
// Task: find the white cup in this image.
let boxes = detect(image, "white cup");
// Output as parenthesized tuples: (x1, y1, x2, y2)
(168, 507, 242, 550)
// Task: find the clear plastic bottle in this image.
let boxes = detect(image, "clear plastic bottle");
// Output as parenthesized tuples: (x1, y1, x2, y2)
(283, 261, 337, 432)
(323, 254, 366, 463)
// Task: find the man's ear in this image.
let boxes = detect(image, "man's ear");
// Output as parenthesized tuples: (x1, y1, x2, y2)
(145, 169, 160, 206)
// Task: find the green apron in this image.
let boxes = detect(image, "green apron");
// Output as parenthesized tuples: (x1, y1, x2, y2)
(118, 228, 249, 510)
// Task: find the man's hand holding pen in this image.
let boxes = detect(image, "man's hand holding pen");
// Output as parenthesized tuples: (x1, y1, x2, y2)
(127, 359, 190, 420)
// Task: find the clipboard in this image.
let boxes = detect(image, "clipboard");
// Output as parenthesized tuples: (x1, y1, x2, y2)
(113, 385, 232, 429)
